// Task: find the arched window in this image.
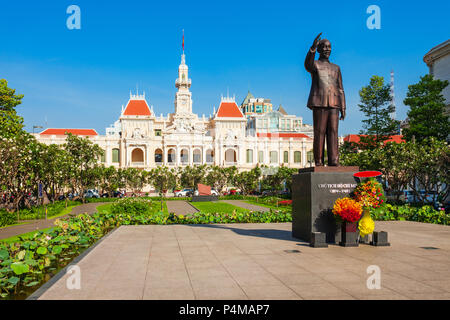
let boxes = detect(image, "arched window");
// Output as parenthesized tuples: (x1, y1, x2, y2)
(283, 151, 289, 163)
(270, 151, 278, 163)
(180, 149, 189, 163)
(206, 149, 214, 163)
(193, 149, 201, 163)
(294, 151, 301, 163)
(131, 148, 144, 163)
(112, 148, 120, 163)
(100, 150, 106, 163)
(246, 149, 253, 163)
(155, 148, 163, 163)
(167, 149, 175, 163)
(225, 149, 236, 163)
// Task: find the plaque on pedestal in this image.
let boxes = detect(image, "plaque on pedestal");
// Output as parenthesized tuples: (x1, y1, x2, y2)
(292, 166, 359, 244)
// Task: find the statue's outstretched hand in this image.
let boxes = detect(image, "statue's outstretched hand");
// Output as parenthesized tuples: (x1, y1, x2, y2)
(340, 109, 346, 120)
(312, 33, 322, 49)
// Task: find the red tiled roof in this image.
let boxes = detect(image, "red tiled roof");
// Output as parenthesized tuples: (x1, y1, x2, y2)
(344, 134, 404, 144)
(40, 128, 98, 136)
(123, 99, 151, 116)
(257, 133, 311, 139)
(216, 101, 244, 118)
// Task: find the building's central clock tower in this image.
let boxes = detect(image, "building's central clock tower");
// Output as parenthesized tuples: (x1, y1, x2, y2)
(174, 53, 193, 114)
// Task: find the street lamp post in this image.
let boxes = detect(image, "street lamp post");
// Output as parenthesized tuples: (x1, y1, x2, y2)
(33, 125, 43, 134)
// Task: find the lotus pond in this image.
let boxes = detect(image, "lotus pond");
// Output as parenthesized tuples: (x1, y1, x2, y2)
(0, 198, 291, 299)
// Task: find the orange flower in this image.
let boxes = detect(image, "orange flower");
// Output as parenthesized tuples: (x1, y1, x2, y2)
(333, 197, 362, 222)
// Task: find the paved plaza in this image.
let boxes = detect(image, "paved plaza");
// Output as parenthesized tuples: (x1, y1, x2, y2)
(32, 221, 450, 300)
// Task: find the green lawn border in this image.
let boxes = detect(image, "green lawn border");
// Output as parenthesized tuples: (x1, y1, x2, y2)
(0, 227, 54, 244)
(190, 201, 250, 214)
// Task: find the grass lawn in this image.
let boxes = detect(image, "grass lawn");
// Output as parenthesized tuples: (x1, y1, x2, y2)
(96, 203, 113, 214)
(191, 201, 249, 214)
(0, 227, 54, 244)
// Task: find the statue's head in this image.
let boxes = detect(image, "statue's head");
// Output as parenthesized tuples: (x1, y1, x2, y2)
(318, 39, 331, 59)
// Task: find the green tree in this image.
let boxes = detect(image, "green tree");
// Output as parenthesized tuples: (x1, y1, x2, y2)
(205, 165, 229, 194)
(358, 75, 399, 148)
(148, 166, 177, 209)
(232, 166, 261, 195)
(0, 79, 24, 112)
(178, 165, 207, 190)
(63, 133, 103, 202)
(406, 138, 449, 204)
(403, 74, 450, 142)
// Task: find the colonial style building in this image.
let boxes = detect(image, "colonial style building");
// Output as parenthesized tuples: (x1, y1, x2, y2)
(34, 51, 315, 170)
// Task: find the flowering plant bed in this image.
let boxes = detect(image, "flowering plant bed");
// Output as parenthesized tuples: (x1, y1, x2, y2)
(278, 200, 292, 206)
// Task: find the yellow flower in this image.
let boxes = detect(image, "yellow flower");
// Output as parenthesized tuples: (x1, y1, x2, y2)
(359, 210, 375, 237)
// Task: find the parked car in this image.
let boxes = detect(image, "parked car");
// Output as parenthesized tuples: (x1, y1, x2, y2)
(83, 189, 100, 199)
(193, 189, 219, 196)
(174, 188, 193, 197)
(113, 190, 125, 198)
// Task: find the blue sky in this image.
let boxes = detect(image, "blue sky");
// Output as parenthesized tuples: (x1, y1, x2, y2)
(0, 0, 449, 135)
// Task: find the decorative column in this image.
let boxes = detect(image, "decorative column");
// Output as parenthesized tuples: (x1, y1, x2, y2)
(302, 140, 307, 167)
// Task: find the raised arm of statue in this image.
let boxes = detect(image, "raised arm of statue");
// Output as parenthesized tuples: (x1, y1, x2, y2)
(304, 33, 321, 74)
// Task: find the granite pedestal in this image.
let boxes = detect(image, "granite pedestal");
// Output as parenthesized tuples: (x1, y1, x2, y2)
(292, 167, 359, 244)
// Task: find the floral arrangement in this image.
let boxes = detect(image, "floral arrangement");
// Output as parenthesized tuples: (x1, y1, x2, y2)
(332, 197, 362, 223)
(352, 178, 386, 209)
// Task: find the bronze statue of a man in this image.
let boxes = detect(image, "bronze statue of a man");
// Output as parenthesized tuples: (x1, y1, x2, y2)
(304, 33, 345, 166)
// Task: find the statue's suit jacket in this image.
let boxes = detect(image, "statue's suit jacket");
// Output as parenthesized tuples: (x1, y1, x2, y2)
(304, 48, 346, 111)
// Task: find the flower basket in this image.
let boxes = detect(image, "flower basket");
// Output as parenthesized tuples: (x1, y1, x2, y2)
(340, 221, 359, 247)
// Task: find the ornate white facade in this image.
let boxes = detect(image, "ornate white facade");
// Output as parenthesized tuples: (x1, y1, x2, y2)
(35, 52, 315, 170)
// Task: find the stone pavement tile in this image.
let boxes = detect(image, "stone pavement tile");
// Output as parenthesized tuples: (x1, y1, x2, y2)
(332, 281, 402, 299)
(374, 273, 445, 296)
(180, 246, 214, 255)
(358, 293, 410, 300)
(300, 263, 344, 274)
(403, 292, 450, 300)
(143, 287, 195, 300)
(89, 285, 144, 300)
(421, 280, 450, 292)
(193, 285, 248, 300)
(183, 255, 223, 269)
(145, 273, 192, 289)
(190, 276, 239, 290)
(399, 267, 450, 282)
(319, 272, 365, 284)
(249, 254, 295, 268)
(240, 285, 302, 300)
(276, 272, 328, 286)
(289, 281, 350, 299)
(263, 264, 311, 276)
(231, 271, 285, 287)
(302, 294, 356, 300)
(225, 264, 268, 276)
(187, 266, 231, 280)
